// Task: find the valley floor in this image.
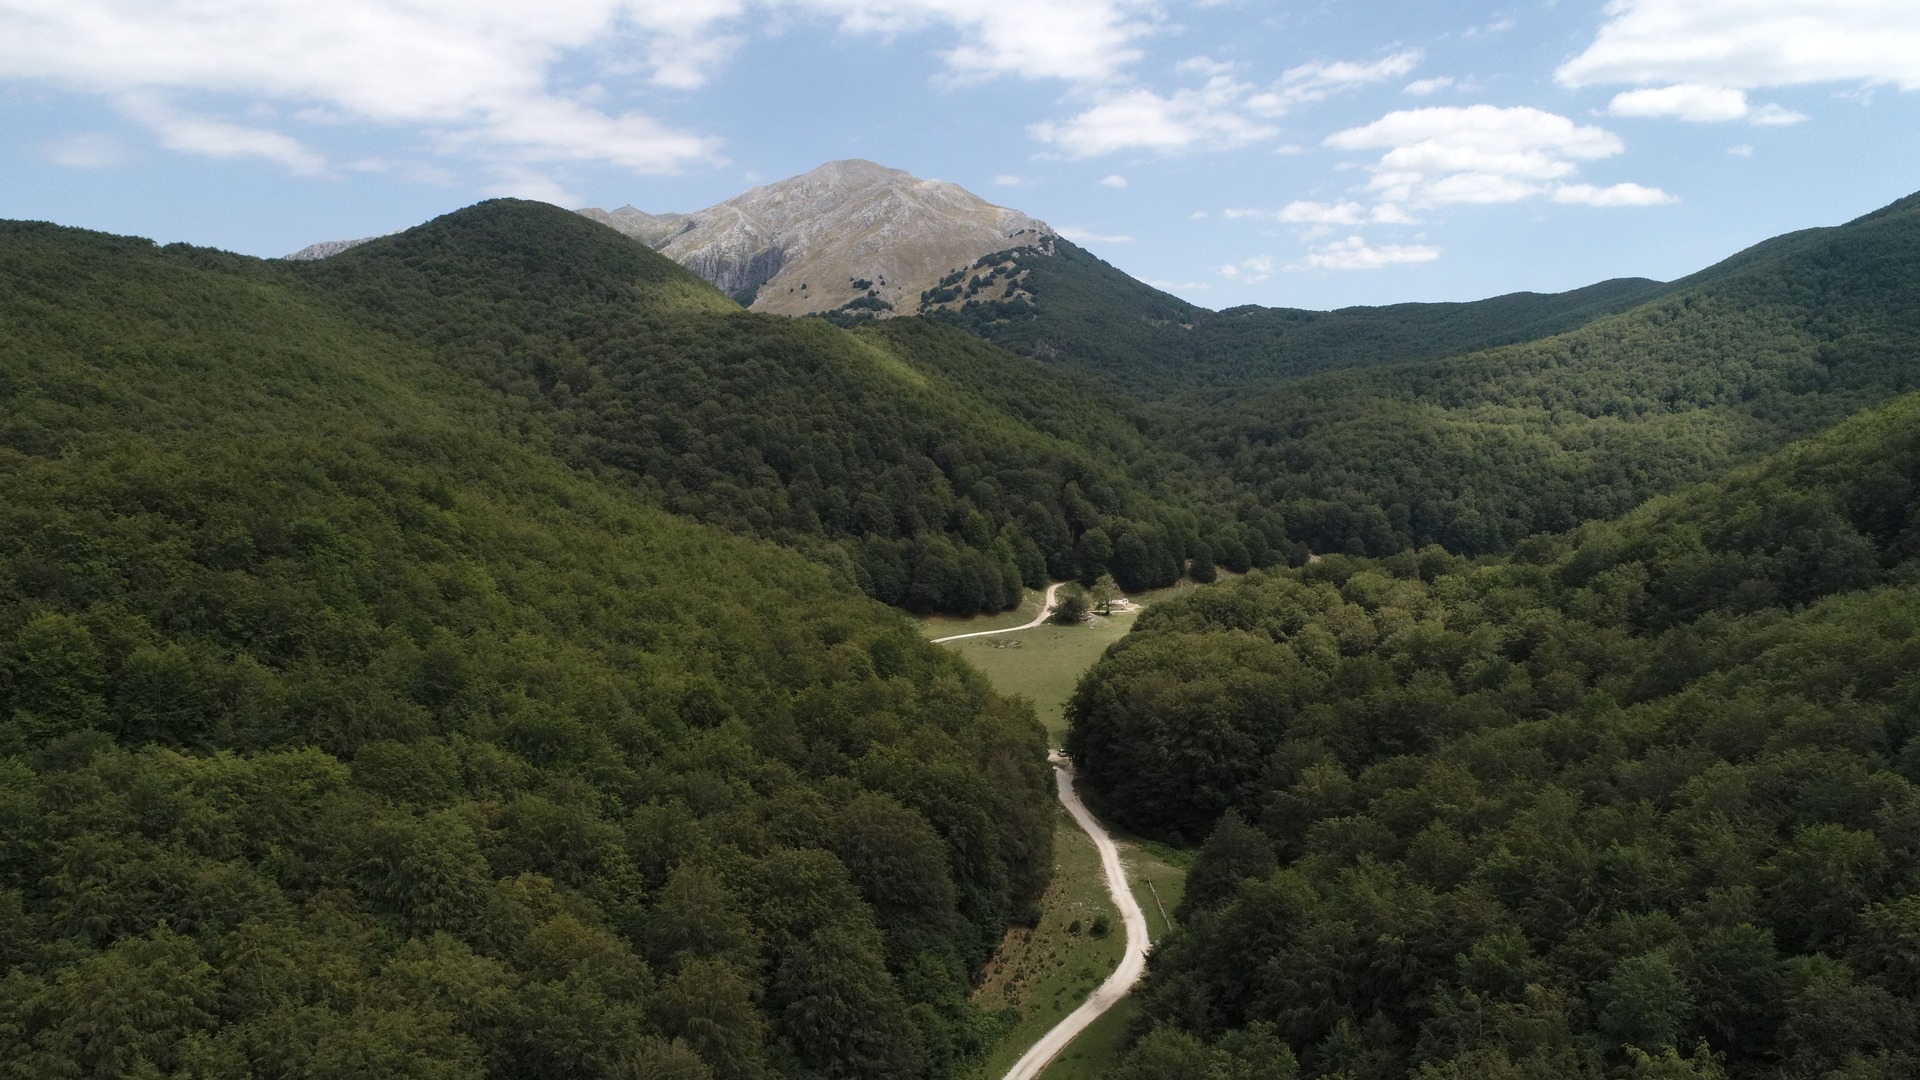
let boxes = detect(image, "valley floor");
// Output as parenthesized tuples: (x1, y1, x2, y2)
(923, 585, 1199, 1079)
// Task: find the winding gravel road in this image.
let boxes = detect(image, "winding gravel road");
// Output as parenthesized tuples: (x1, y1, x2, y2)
(1001, 755, 1150, 1080)
(930, 581, 1066, 644)
(928, 582, 1149, 1079)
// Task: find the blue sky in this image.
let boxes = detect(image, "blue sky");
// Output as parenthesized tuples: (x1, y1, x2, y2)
(3, 0, 1917, 309)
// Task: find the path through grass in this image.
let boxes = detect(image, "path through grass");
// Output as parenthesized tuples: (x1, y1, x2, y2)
(928, 582, 1208, 1078)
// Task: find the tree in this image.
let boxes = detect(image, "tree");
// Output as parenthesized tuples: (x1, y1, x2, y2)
(32, 925, 217, 1077)
(1112, 530, 1154, 591)
(771, 927, 924, 1079)
(645, 865, 760, 975)
(1052, 586, 1090, 626)
(1089, 573, 1120, 614)
(1076, 527, 1113, 584)
(832, 794, 962, 960)
(1596, 950, 1693, 1053)
(651, 960, 767, 1080)
(615, 1038, 715, 1080)
(1189, 540, 1218, 584)
(1177, 810, 1276, 919)
(3, 613, 107, 741)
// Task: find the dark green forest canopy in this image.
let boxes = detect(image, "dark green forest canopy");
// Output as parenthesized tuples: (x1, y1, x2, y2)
(0, 219, 1055, 1079)
(1066, 392, 1920, 1078)
(283, 201, 1295, 613)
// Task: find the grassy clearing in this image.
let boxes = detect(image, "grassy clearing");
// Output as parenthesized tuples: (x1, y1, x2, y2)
(1119, 833, 1191, 942)
(931, 578, 1220, 741)
(939, 615, 1136, 742)
(968, 804, 1128, 1080)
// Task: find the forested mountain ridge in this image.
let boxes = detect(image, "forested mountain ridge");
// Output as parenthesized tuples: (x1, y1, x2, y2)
(1066, 390, 1920, 1079)
(1171, 188, 1920, 557)
(284, 199, 1300, 611)
(939, 192, 1920, 402)
(928, 236, 1671, 394)
(0, 217, 1057, 1079)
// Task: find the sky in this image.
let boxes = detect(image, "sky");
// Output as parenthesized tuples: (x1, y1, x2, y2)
(3, 0, 1918, 310)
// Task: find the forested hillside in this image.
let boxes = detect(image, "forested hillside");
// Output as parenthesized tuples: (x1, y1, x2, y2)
(918, 194, 1920, 565)
(1066, 392, 1920, 1078)
(1164, 191, 1920, 557)
(286, 202, 1295, 613)
(0, 219, 1055, 1079)
(927, 237, 1668, 393)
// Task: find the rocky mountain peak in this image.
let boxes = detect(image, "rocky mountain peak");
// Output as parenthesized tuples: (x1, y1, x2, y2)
(578, 160, 1054, 317)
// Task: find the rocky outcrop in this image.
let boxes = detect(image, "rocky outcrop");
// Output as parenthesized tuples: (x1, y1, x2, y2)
(283, 237, 377, 260)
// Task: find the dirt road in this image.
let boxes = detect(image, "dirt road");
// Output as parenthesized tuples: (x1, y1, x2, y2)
(1000, 755, 1150, 1080)
(931, 581, 1066, 644)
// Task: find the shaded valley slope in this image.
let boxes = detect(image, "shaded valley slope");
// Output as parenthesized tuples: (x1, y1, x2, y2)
(0, 217, 1056, 1080)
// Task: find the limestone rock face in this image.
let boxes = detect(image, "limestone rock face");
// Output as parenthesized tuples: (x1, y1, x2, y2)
(580, 159, 1054, 315)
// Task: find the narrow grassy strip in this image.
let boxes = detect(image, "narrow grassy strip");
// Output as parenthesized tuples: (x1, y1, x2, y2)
(1034, 997, 1143, 1080)
(968, 804, 1129, 1079)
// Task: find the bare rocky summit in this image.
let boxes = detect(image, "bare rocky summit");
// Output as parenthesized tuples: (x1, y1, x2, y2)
(283, 237, 378, 260)
(580, 159, 1054, 317)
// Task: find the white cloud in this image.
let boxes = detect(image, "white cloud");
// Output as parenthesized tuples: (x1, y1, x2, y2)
(1176, 55, 1238, 78)
(1750, 103, 1809, 125)
(1290, 235, 1441, 271)
(993, 174, 1032, 186)
(1099, 173, 1128, 188)
(0, 0, 731, 177)
(1463, 17, 1516, 37)
(1558, 0, 1920, 91)
(1728, 143, 1755, 156)
(1607, 82, 1810, 125)
(120, 94, 327, 174)
(481, 165, 585, 207)
(1404, 77, 1454, 96)
(1029, 48, 1418, 160)
(1324, 105, 1669, 209)
(1608, 83, 1751, 121)
(1552, 182, 1677, 207)
(807, 0, 1157, 84)
(1218, 254, 1275, 282)
(1246, 50, 1422, 116)
(1029, 76, 1277, 157)
(0, 0, 1158, 179)
(1277, 200, 1368, 225)
(1056, 225, 1135, 244)
(634, 0, 1166, 88)
(40, 132, 132, 168)
(1188, 210, 1209, 219)
(1223, 200, 1419, 228)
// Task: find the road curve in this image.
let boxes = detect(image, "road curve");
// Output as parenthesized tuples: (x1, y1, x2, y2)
(1001, 756, 1151, 1080)
(931, 581, 1066, 644)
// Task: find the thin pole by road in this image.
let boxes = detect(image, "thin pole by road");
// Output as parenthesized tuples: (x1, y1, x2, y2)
(1000, 755, 1150, 1080)
(931, 581, 1065, 644)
